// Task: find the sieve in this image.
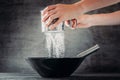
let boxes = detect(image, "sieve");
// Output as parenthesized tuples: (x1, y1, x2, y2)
(41, 10, 64, 32)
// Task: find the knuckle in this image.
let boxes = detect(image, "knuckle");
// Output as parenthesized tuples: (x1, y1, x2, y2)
(47, 6, 50, 9)
(49, 16, 53, 20)
(46, 12, 50, 15)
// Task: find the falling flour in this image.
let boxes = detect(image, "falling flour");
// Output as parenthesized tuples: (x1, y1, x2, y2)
(45, 32, 65, 58)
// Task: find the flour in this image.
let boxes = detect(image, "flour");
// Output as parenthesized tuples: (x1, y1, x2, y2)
(41, 11, 65, 58)
(45, 32, 65, 58)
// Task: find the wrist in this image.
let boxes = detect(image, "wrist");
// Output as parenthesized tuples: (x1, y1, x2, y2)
(73, 2, 86, 15)
(82, 14, 95, 27)
(87, 15, 96, 27)
(73, 1, 88, 14)
(88, 13, 117, 26)
(88, 14, 108, 26)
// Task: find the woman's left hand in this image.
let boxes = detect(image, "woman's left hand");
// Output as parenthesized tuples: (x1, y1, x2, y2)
(65, 15, 92, 29)
(42, 3, 83, 30)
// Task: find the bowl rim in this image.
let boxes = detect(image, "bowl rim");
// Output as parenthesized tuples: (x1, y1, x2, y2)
(27, 57, 83, 59)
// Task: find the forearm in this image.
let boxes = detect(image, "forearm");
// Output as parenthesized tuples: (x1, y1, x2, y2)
(89, 11, 120, 26)
(74, 0, 120, 13)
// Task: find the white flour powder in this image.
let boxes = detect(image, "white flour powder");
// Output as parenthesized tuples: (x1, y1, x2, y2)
(45, 32, 65, 58)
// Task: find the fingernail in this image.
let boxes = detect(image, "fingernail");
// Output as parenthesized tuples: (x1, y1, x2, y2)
(71, 27, 75, 30)
(66, 24, 70, 27)
(49, 27, 53, 30)
(45, 24, 49, 27)
(42, 19, 44, 22)
(50, 25, 55, 30)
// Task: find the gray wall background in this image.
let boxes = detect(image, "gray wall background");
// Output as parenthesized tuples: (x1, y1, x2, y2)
(0, 0, 120, 74)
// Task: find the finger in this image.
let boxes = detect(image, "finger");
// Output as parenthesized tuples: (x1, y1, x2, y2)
(72, 19, 77, 29)
(49, 18, 62, 30)
(43, 5, 56, 15)
(64, 20, 70, 27)
(45, 13, 59, 27)
(42, 10, 57, 22)
(65, 20, 75, 29)
(77, 23, 90, 28)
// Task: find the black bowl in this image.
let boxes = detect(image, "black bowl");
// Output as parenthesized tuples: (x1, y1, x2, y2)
(26, 57, 85, 78)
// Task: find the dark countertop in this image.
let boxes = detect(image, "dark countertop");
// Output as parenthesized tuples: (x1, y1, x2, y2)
(0, 73, 120, 80)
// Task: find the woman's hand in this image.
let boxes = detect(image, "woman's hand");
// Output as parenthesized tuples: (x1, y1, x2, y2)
(42, 3, 83, 30)
(65, 10, 120, 29)
(65, 15, 92, 29)
(42, 0, 120, 30)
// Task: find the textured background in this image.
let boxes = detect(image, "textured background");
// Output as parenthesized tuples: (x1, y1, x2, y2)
(0, 0, 120, 74)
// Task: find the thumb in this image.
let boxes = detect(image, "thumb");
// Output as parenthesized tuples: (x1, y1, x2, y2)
(71, 19, 77, 29)
(64, 20, 70, 27)
(65, 19, 77, 29)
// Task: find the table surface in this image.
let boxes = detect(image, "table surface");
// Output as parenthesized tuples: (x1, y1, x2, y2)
(0, 73, 120, 80)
